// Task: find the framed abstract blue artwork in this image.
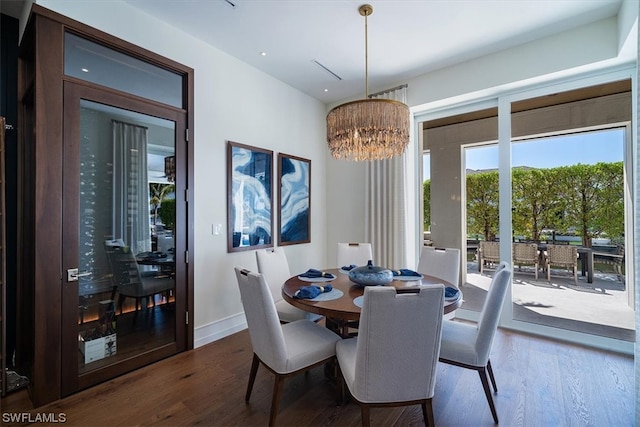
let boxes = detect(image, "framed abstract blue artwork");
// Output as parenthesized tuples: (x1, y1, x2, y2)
(278, 153, 311, 246)
(227, 141, 274, 252)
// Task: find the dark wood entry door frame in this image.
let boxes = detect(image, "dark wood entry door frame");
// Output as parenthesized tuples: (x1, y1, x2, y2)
(17, 4, 195, 406)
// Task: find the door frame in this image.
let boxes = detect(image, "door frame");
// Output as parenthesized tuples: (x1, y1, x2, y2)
(17, 4, 195, 405)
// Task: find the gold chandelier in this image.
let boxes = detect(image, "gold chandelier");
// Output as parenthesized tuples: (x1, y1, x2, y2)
(326, 4, 410, 161)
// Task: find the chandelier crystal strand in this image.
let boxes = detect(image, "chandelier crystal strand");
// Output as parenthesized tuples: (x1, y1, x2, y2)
(326, 4, 410, 162)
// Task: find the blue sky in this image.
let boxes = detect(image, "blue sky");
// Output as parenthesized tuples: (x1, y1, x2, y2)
(423, 128, 624, 180)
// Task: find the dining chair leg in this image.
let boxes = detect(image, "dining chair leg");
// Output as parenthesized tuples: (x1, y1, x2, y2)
(486, 359, 498, 393)
(336, 362, 345, 405)
(422, 399, 435, 426)
(360, 405, 370, 427)
(269, 375, 285, 427)
(478, 366, 499, 424)
(118, 295, 125, 314)
(245, 353, 260, 402)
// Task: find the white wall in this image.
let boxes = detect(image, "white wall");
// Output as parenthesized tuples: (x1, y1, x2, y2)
(406, 17, 621, 108)
(36, 0, 328, 347)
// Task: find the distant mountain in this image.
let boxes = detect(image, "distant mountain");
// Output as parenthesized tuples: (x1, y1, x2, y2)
(465, 166, 535, 175)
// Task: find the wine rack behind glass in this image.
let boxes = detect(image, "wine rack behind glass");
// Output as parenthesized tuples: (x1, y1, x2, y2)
(1, 117, 7, 396)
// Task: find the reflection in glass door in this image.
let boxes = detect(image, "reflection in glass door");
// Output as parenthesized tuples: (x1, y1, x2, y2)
(76, 100, 177, 374)
(62, 82, 185, 394)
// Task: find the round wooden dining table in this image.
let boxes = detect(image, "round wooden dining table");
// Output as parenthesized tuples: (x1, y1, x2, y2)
(282, 268, 462, 335)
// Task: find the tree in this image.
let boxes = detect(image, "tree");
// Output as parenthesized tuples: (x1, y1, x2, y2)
(466, 171, 499, 241)
(149, 183, 175, 226)
(512, 168, 564, 241)
(423, 180, 431, 229)
(595, 161, 624, 239)
(554, 162, 623, 247)
(158, 198, 176, 230)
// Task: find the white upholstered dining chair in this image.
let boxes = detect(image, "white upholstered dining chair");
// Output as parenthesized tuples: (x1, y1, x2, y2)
(336, 242, 373, 268)
(234, 267, 341, 427)
(438, 261, 512, 424)
(255, 247, 322, 323)
(417, 246, 461, 288)
(336, 285, 445, 427)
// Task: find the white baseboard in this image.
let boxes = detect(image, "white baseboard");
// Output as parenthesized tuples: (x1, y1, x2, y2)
(194, 312, 247, 348)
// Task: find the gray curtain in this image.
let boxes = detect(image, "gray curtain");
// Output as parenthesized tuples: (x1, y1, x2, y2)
(112, 120, 150, 254)
(365, 85, 409, 270)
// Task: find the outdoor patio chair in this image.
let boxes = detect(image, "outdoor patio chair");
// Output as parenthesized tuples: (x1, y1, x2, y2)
(545, 244, 578, 285)
(512, 243, 540, 279)
(478, 241, 500, 274)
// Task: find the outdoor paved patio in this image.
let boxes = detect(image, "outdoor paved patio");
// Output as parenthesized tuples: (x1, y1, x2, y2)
(462, 261, 634, 341)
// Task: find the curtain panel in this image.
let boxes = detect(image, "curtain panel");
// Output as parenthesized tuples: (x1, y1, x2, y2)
(365, 86, 409, 270)
(112, 120, 150, 254)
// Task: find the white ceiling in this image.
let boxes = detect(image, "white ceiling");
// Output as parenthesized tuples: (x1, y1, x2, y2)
(1, 0, 627, 104)
(121, 0, 625, 104)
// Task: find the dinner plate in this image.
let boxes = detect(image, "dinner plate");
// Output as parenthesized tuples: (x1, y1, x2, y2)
(298, 275, 335, 283)
(393, 274, 424, 281)
(352, 296, 364, 308)
(309, 289, 344, 302)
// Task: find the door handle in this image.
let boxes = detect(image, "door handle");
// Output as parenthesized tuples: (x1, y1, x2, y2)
(67, 268, 92, 282)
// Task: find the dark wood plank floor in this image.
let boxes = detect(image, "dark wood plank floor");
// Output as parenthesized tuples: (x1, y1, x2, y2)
(1, 325, 634, 426)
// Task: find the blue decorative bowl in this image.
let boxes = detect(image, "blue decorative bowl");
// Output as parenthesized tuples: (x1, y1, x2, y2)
(348, 260, 393, 286)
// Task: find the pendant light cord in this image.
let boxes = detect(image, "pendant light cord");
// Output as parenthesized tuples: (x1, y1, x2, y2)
(364, 11, 368, 98)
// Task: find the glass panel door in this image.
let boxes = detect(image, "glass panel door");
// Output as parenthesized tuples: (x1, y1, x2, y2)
(510, 130, 633, 341)
(61, 82, 186, 394)
(463, 143, 500, 313)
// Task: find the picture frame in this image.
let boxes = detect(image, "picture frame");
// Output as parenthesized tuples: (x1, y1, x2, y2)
(277, 153, 311, 246)
(227, 141, 274, 252)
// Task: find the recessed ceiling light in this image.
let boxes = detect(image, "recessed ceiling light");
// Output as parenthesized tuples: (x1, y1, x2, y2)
(260, 52, 267, 57)
(81, 68, 89, 73)
(324, 89, 329, 92)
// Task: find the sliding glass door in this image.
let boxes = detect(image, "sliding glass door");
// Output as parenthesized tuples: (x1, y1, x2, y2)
(419, 75, 634, 350)
(509, 127, 632, 341)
